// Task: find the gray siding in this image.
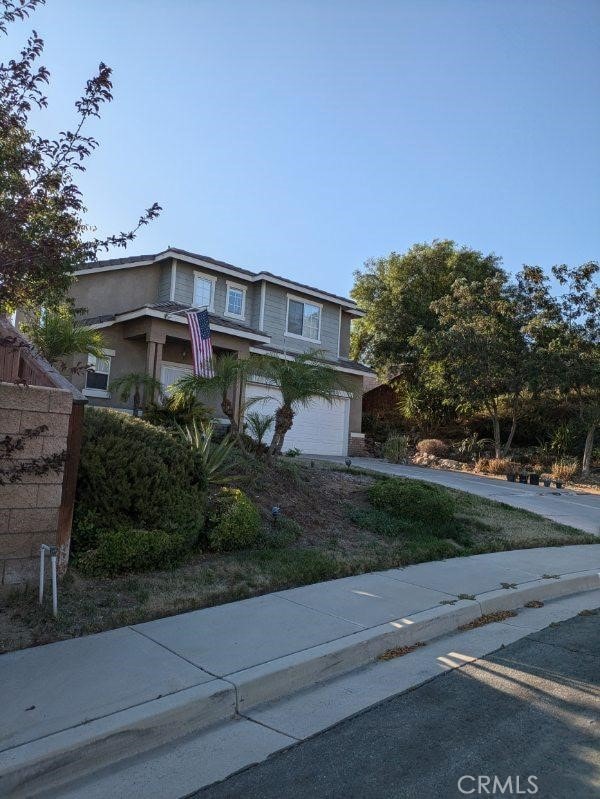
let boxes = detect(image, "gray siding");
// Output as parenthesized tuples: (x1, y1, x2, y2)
(339, 312, 352, 358)
(152, 258, 352, 358)
(157, 262, 172, 302)
(173, 261, 255, 322)
(262, 284, 340, 357)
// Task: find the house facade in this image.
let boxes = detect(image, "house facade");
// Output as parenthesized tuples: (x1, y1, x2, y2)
(67, 248, 372, 456)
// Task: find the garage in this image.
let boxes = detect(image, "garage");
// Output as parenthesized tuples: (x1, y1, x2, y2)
(244, 382, 351, 456)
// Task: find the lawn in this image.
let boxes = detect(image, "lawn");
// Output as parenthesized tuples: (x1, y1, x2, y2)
(0, 460, 595, 653)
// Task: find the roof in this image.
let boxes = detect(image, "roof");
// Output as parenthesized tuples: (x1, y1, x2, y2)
(81, 303, 269, 341)
(249, 344, 375, 375)
(76, 247, 362, 311)
(148, 302, 266, 337)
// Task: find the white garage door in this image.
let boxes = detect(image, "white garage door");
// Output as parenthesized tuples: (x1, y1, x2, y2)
(245, 382, 350, 456)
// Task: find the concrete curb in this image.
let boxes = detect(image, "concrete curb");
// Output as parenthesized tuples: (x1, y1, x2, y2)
(0, 680, 235, 797)
(2, 570, 599, 797)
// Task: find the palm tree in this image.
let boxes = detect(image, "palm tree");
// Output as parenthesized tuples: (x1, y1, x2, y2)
(171, 353, 253, 437)
(22, 306, 105, 366)
(110, 372, 164, 417)
(254, 351, 350, 460)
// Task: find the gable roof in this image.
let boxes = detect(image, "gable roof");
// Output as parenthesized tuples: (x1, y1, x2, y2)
(74, 247, 363, 313)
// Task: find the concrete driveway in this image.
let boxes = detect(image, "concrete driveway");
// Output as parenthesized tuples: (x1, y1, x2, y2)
(318, 457, 600, 536)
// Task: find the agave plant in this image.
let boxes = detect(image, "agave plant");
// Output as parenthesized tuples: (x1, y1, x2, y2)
(178, 419, 238, 485)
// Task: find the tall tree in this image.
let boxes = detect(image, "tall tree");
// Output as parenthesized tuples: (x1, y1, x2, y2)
(413, 276, 531, 458)
(350, 240, 504, 375)
(0, 0, 160, 313)
(518, 262, 600, 476)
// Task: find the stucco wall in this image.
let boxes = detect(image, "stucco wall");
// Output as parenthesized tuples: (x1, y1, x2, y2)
(70, 264, 162, 317)
(0, 383, 73, 585)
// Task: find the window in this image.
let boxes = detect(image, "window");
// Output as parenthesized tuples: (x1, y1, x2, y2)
(226, 283, 246, 318)
(193, 273, 216, 310)
(160, 363, 193, 395)
(85, 352, 113, 396)
(286, 297, 321, 341)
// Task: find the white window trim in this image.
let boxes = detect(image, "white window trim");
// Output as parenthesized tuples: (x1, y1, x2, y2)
(285, 294, 322, 343)
(193, 271, 217, 312)
(84, 348, 115, 398)
(224, 280, 247, 320)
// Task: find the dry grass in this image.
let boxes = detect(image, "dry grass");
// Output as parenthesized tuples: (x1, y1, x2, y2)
(0, 461, 595, 655)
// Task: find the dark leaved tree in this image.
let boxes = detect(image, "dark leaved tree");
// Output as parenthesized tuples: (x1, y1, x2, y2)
(0, 0, 161, 313)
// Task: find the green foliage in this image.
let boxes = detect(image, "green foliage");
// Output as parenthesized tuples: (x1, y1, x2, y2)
(348, 506, 472, 547)
(77, 528, 188, 576)
(245, 412, 274, 446)
(253, 350, 351, 457)
(285, 447, 302, 457)
(21, 307, 105, 364)
(368, 478, 456, 525)
(179, 419, 239, 485)
(382, 434, 409, 463)
(110, 372, 163, 415)
(264, 516, 303, 548)
(208, 488, 262, 551)
(144, 393, 212, 430)
(247, 548, 342, 586)
(74, 408, 206, 551)
(350, 240, 503, 373)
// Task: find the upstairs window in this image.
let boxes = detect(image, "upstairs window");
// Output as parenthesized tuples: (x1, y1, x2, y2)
(286, 297, 321, 341)
(226, 283, 246, 318)
(193, 273, 216, 311)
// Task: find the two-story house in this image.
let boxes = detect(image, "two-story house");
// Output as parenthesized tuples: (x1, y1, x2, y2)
(67, 248, 372, 456)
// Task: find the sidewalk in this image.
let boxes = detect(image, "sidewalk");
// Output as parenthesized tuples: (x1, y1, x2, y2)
(1, 545, 600, 796)
(318, 456, 600, 535)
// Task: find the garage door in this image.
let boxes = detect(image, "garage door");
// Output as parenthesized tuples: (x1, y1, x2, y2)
(244, 382, 350, 456)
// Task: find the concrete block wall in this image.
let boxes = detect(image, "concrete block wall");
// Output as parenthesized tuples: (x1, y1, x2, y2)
(0, 383, 73, 585)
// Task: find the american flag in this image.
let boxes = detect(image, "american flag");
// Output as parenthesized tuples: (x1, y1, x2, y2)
(186, 309, 215, 377)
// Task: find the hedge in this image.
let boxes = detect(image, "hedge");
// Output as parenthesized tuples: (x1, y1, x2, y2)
(73, 408, 207, 553)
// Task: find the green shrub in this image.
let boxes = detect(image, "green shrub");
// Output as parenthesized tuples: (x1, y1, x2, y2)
(382, 434, 409, 463)
(264, 516, 303, 548)
(77, 528, 188, 576)
(209, 488, 262, 551)
(368, 478, 455, 525)
(74, 408, 207, 552)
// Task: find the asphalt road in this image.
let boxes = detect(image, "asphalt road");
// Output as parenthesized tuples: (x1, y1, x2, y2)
(191, 610, 600, 799)
(320, 457, 600, 536)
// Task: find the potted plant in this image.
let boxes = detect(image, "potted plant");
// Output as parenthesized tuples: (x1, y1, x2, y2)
(529, 473, 540, 486)
(518, 472, 528, 484)
(506, 471, 516, 482)
(541, 474, 551, 488)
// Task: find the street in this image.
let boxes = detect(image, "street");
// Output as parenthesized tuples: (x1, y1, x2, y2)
(192, 610, 600, 799)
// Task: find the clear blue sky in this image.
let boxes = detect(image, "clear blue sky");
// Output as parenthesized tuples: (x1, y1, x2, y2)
(5, 0, 599, 297)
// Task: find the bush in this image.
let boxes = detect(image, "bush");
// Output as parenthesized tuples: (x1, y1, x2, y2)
(416, 438, 449, 457)
(382, 434, 409, 464)
(368, 478, 455, 525)
(550, 459, 578, 483)
(77, 528, 188, 576)
(475, 457, 518, 475)
(209, 488, 262, 551)
(74, 408, 207, 552)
